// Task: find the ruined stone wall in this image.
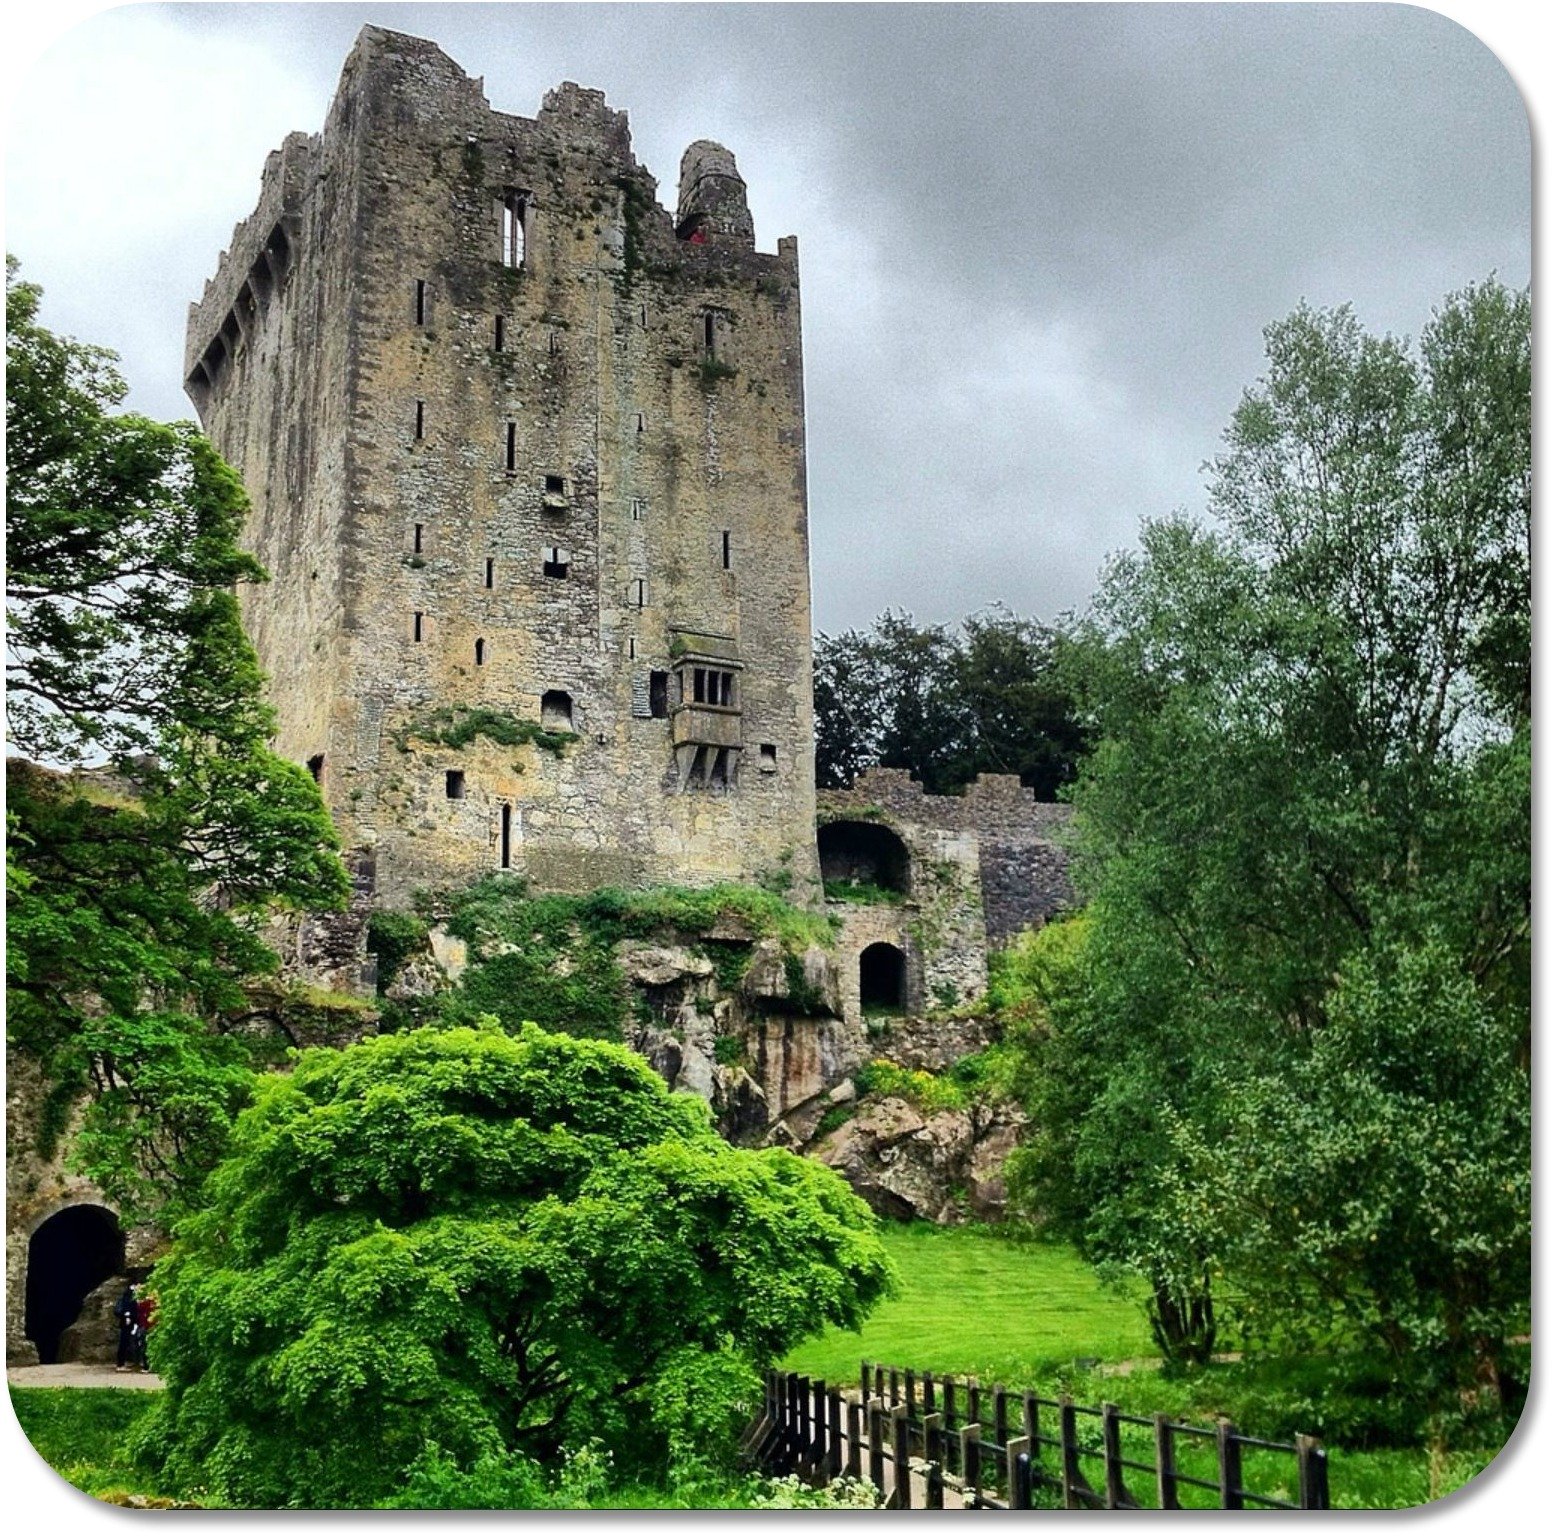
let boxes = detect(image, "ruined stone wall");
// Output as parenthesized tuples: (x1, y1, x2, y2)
(821, 768, 1075, 946)
(187, 27, 820, 920)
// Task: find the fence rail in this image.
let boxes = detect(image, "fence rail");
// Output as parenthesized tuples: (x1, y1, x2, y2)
(747, 1360, 1328, 1510)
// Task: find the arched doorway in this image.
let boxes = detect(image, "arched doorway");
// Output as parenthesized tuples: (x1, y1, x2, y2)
(859, 942, 908, 1014)
(818, 820, 911, 897)
(25, 1204, 124, 1364)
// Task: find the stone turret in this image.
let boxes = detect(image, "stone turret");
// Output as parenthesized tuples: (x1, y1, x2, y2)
(676, 139, 755, 246)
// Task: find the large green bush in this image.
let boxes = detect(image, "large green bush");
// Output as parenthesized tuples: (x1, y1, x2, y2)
(139, 1022, 891, 1507)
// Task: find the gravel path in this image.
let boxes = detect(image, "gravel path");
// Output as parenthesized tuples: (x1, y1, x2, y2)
(8, 1362, 163, 1390)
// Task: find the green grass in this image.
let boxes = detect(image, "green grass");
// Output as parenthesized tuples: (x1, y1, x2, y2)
(779, 1222, 1515, 1510)
(782, 1222, 1153, 1384)
(9, 1387, 172, 1503)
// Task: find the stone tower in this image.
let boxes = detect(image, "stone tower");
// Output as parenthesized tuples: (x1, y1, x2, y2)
(184, 27, 820, 909)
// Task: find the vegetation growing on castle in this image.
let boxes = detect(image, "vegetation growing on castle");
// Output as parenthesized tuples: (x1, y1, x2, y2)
(383, 878, 837, 1038)
(5, 260, 351, 1221)
(137, 1023, 892, 1507)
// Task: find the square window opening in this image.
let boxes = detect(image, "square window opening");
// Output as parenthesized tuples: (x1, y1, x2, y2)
(446, 769, 466, 800)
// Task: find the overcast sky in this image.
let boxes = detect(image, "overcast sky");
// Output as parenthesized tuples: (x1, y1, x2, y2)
(6, 3, 1531, 634)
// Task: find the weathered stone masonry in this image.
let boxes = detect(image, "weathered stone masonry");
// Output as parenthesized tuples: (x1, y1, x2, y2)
(186, 27, 820, 932)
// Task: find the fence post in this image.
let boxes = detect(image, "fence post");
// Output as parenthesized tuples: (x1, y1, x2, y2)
(922, 1369, 936, 1414)
(1154, 1414, 1179, 1510)
(1012, 1449, 1034, 1510)
(845, 1398, 862, 1481)
(893, 1405, 913, 1509)
(860, 1359, 870, 1405)
(905, 1368, 917, 1422)
(889, 1366, 900, 1408)
(874, 1363, 885, 1402)
(923, 1413, 945, 1509)
(813, 1378, 830, 1479)
(961, 1422, 982, 1505)
(786, 1373, 802, 1466)
(942, 1376, 957, 1475)
(868, 1398, 886, 1498)
(967, 1375, 982, 1435)
(1059, 1395, 1081, 1509)
(1217, 1418, 1244, 1510)
(1101, 1401, 1126, 1508)
(1023, 1390, 1040, 1477)
(828, 1386, 844, 1482)
(993, 1387, 1009, 1496)
(1296, 1434, 1330, 1510)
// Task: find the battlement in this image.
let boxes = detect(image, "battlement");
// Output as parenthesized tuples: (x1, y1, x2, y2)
(183, 131, 316, 400)
(819, 768, 1075, 839)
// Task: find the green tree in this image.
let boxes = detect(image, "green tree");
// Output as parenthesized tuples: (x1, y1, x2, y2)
(814, 606, 1086, 797)
(1012, 281, 1530, 1399)
(5, 259, 349, 1216)
(141, 1023, 892, 1508)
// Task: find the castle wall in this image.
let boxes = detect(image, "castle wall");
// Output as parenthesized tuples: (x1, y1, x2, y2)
(186, 27, 819, 915)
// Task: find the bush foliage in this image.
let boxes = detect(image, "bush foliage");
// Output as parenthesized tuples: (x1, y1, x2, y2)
(140, 1022, 892, 1507)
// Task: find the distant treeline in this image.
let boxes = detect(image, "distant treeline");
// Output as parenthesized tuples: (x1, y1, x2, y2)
(813, 606, 1087, 801)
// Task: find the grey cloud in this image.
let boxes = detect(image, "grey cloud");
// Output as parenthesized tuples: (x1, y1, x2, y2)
(7, 4, 1528, 633)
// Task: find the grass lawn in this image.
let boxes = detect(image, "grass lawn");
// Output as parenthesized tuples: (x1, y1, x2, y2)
(781, 1221, 1512, 1510)
(9, 1387, 175, 1504)
(783, 1221, 1154, 1384)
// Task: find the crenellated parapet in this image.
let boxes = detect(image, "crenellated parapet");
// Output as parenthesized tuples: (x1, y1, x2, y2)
(184, 131, 318, 405)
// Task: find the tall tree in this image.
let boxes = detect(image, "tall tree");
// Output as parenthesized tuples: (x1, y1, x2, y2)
(5, 259, 349, 1216)
(1011, 281, 1530, 1399)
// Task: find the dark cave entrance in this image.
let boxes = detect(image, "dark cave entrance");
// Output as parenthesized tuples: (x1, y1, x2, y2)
(859, 942, 908, 1014)
(25, 1204, 124, 1364)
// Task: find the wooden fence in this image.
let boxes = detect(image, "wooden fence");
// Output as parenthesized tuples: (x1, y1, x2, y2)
(747, 1360, 1329, 1510)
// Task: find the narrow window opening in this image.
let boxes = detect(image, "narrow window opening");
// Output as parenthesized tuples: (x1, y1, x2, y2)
(414, 400, 425, 440)
(484, 557, 495, 589)
(649, 671, 669, 719)
(494, 315, 505, 351)
(635, 412, 645, 433)
(543, 546, 570, 579)
(306, 753, 324, 784)
(502, 196, 527, 268)
(631, 498, 646, 521)
(545, 473, 565, 495)
(413, 611, 424, 642)
(627, 637, 637, 660)
(549, 330, 559, 356)
(413, 523, 424, 554)
(505, 421, 517, 472)
(693, 667, 707, 704)
(759, 743, 777, 773)
(540, 690, 573, 730)
(640, 302, 647, 329)
(446, 769, 466, 801)
(499, 802, 513, 868)
(475, 638, 486, 667)
(721, 530, 731, 570)
(704, 312, 716, 357)
(633, 578, 647, 609)
(415, 279, 427, 325)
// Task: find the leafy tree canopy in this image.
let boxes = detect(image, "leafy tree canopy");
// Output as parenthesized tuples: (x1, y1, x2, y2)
(5, 259, 349, 1216)
(141, 1023, 893, 1508)
(1006, 280, 1530, 1407)
(814, 605, 1087, 799)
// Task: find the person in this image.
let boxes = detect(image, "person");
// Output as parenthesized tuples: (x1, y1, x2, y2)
(113, 1282, 138, 1372)
(133, 1288, 157, 1371)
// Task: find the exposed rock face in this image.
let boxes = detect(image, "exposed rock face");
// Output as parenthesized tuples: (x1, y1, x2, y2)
(813, 1097, 1026, 1225)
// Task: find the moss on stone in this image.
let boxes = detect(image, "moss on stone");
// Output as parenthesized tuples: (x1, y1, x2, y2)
(391, 705, 578, 756)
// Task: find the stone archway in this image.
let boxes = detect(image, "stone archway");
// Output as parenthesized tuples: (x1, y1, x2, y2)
(25, 1203, 125, 1364)
(859, 941, 908, 1014)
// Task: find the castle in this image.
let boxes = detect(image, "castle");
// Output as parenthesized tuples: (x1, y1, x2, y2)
(10, 27, 1076, 1366)
(185, 27, 819, 914)
(183, 26, 1074, 1021)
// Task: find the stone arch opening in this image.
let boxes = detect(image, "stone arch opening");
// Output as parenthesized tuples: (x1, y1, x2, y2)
(819, 820, 911, 896)
(25, 1204, 124, 1364)
(858, 942, 908, 1014)
(541, 690, 573, 730)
